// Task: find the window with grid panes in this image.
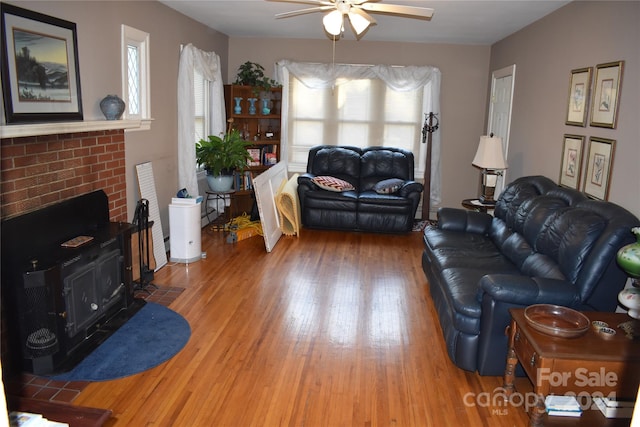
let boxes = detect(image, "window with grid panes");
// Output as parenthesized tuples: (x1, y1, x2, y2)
(121, 25, 150, 123)
(286, 76, 429, 175)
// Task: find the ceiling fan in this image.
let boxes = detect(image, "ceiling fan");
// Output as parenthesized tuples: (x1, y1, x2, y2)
(266, 0, 435, 39)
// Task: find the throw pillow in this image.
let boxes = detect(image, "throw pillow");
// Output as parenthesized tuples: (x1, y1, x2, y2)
(311, 176, 355, 192)
(373, 178, 404, 194)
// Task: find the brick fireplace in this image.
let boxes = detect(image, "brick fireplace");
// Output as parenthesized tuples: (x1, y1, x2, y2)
(1, 127, 133, 376)
(1, 129, 127, 221)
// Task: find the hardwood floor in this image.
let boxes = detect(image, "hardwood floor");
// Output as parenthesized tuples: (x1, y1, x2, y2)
(71, 227, 533, 426)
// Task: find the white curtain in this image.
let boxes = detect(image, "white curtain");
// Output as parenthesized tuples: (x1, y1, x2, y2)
(274, 59, 442, 207)
(177, 44, 225, 198)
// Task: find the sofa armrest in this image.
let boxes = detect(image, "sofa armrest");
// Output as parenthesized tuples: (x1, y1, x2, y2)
(437, 207, 493, 234)
(478, 274, 581, 307)
(398, 180, 424, 197)
(297, 173, 318, 191)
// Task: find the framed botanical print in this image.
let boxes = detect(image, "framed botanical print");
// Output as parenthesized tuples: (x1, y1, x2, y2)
(559, 134, 585, 189)
(590, 61, 624, 129)
(583, 137, 616, 200)
(1, 3, 83, 123)
(565, 67, 592, 127)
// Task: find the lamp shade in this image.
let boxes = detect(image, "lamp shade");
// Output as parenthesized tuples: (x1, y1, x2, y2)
(348, 11, 371, 35)
(472, 135, 508, 170)
(323, 10, 343, 36)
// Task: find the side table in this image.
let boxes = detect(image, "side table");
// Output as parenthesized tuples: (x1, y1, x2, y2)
(205, 190, 235, 230)
(461, 198, 495, 213)
(504, 309, 640, 427)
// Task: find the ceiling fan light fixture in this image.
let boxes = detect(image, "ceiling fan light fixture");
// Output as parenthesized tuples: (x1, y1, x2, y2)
(323, 9, 343, 36)
(348, 11, 370, 35)
(271, 0, 435, 40)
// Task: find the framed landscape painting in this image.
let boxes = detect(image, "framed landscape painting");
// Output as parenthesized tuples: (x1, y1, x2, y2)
(590, 61, 624, 129)
(559, 134, 584, 189)
(1, 3, 83, 123)
(565, 67, 591, 127)
(583, 137, 616, 201)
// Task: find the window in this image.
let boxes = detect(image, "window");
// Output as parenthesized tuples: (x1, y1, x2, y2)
(194, 69, 212, 174)
(121, 25, 150, 128)
(194, 70, 210, 145)
(277, 60, 441, 209)
(286, 75, 430, 175)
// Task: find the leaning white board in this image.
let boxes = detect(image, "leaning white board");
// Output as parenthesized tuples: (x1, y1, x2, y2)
(135, 162, 168, 269)
(252, 161, 288, 252)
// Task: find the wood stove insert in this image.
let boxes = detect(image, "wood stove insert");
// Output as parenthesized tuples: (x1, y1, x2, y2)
(1, 190, 144, 376)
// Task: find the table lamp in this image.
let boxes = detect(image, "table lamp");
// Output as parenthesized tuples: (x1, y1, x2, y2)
(617, 227, 640, 320)
(472, 134, 508, 203)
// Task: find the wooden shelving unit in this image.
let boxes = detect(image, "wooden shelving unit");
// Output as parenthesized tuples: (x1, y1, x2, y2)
(223, 84, 282, 216)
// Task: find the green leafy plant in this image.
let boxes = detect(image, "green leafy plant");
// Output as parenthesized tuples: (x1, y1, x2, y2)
(196, 119, 251, 176)
(234, 61, 279, 94)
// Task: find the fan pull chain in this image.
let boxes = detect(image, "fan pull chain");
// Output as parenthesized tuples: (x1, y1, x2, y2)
(331, 34, 336, 93)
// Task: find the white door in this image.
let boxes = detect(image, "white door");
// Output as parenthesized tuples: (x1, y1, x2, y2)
(487, 65, 516, 197)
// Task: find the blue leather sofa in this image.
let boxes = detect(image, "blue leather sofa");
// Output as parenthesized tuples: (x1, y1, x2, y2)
(422, 175, 640, 375)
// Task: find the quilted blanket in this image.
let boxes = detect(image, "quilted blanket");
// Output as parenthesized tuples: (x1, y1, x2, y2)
(276, 174, 301, 236)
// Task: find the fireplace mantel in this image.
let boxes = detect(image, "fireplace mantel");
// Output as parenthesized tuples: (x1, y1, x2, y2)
(0, 118, 151, 138)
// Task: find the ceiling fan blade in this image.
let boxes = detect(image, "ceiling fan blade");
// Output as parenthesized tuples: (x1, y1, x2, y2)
(275, 5, 334, 19)
(266, 0, 335, 6)
(359, 3, 434, 19)
(349, 7, 376, 25)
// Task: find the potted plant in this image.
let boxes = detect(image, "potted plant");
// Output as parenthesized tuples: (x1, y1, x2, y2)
(196, 119, 252, 192)
(234, 61, 280, 96)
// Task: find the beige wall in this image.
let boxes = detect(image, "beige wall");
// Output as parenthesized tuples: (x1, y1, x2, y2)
(8, 1, 637, 229)
(490, 1, 640, 217)
(228, 39, 492, 215)
(8, 1, 229, 236)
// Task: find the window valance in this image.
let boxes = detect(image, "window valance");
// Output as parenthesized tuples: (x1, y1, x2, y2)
(275, 59, 439, 92)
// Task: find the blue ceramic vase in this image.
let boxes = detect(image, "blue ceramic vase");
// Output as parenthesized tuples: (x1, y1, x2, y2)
(100, 95, 126, 120)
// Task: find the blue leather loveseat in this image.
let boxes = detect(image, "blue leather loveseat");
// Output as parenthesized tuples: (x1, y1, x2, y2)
(297, 146, 423, 233)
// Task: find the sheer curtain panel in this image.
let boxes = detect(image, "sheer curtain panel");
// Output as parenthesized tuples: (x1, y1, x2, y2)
(177, 44, 225, 197)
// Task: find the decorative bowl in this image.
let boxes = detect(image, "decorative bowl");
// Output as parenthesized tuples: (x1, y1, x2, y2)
(597, 326, 617, 340)
(524, 304, 590, 338)
(591, 320, 609, 332)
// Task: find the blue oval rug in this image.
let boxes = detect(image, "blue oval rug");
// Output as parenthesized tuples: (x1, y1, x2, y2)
(50, 302, 191, 382)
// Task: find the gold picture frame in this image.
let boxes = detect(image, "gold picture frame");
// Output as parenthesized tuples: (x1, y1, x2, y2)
(590, 61, 624, 129)
(583, 137, 616, 200)
(565, 67, 592, 127)
(559, 134, 585, 189)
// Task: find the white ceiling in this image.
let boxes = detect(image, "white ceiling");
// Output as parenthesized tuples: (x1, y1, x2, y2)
(160, 0, 571, 45)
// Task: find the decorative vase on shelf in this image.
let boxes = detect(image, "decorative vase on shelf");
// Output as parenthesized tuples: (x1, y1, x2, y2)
(234, 97, 243, 114)
(248, 98, 257, 115)
(99, 95, 125, 120)
(261, 98, 271, 115)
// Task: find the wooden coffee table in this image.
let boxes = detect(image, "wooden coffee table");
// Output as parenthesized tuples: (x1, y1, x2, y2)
(504, 309, 640, 427)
